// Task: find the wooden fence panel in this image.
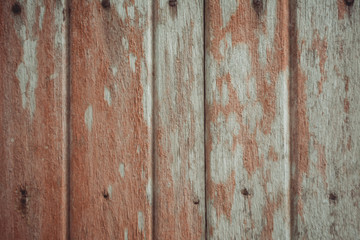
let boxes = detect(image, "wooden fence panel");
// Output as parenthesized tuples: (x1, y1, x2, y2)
(290, 0, 360, 238)
(205, 0, 290, 238)
(69, 1, 153, 239)
(153, 0, 205, 239)
(0, 1, 68, 239)
(2, 1, 360, 239)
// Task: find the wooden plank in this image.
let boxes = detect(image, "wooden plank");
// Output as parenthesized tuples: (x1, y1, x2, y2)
(69, 1, 153, 239)
(205, 0, 290, 238)
(0, 1, 68, 239)
(290, 0, 360, 238)
(153, 0, 205, 239)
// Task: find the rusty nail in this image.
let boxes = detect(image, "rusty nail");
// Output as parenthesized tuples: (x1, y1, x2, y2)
(329, 193, 337, 201)
(241, 188, 250, 196)
(103, 190, 109, 199)
(101, 0, 111, 9)
(12, 2, 21, 14)
(169, 0, 177, 7)
(252, 0, 262, 7)
(193, 197, 200, 205)
(345, 0, 354, 6)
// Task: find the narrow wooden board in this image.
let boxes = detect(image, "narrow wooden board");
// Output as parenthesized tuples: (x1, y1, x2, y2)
(69, 1, 153, 239)
(290, 0, 360, 238)
(205, 0, 290, 238)
(0, 1, 68, 239)
(153, 0, 205, 239)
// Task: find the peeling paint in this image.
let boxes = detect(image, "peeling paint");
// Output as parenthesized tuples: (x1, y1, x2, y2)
(146, 178, 152, 205)
(129, 53, 137, 72)
(119, 163, 125, 178)
(104, 86, 111, 106)
(39, 6, 45, 30)
(124, 228, 128, 240)
(84, 105, 93, 132)
(16, 39, 38, 119)
(107, 185, 112, 198)
(138, 211, 144, 232)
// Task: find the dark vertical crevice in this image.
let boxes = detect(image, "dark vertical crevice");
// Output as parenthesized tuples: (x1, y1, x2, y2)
(288, 0, 298, 239)
(203, 0, 208, 239)
(151, 0, 157, 239)
(65, 0, 71, 239)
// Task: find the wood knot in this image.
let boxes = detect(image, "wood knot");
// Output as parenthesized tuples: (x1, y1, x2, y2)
(241, 188, 250, 197)
(12, 2, 21, 15)
(101, 0, 111, 9)
(345, 0, 354, 6)
(169, 0, 177, 7)
(19, 186, 28, 215)
(329, 193, 337, 202)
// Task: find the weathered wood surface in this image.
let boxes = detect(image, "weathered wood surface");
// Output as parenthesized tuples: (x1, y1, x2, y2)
(290, 0, 360, 238)
(0, 1, 68, 239)
(205, 0, 290, 239)
(69, 1, 153, 239)
(1, 0, 360, 239)
(153, 0, 205, 239)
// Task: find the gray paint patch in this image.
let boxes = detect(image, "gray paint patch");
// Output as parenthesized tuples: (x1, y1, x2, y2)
(138, 211, 144, 232)
(129, 54, 137, 72)
(39, 6, 45, 30)
(119, 163, 125, 178)
(124, 228, 128, 240)
(107, 185, 112, 198)
(146, 178, 152, 205)
(16, 39, 39, 119)
(84, 105, 93, 132)
(104, 86, 111, 106)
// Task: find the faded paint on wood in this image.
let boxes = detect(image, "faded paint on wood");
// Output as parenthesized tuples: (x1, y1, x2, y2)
(205, 0, 290, 238)
(0, 0, 68, 239)
(290, 0, 360, 238)
(153, 0, 205, 239)
(69, 1, 153, 239)
(2, 1, 360, 239)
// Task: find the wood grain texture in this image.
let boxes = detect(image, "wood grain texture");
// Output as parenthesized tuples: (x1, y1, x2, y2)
(69, 1, 153, 239)
(153, 0, 205, 239)
(205, 0, 290, 238)
(290, 0, 360, 238)
(0, 0, 68, 239)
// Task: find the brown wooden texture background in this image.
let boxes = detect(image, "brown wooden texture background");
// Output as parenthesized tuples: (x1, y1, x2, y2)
(1, 0, 359, 239)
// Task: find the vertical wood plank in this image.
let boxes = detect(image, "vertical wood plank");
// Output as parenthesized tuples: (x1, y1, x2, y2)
(0, 1, 68, 239)
(205, 0, 290, 238)
(69, 1, 153, 239)
(153, 0, 205, 239)
(290, 0, 360, 238)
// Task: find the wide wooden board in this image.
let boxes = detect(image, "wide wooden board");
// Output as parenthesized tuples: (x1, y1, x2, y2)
(205, 0, 290, 238)
(290, 0, 360, 238)
(0, 1, 68, 239)
(153, 0, 205, 239)
(69, 1, 153, 239)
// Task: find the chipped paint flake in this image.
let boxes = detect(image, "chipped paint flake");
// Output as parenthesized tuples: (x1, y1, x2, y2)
(119, 163, 125, 178)
(16, 39, 39, 119)
(138, 211, 144, 232)
(114, 0, 127, 22)
(107, 185, 112, 198)
(111, 66, 118, 76)
(39, 6, 45, 30)
(129, 54, 137, 73)
(104, 86, 111, 106)
(84, 105, 93, 132)
(146, 178, 152, 205)
(124, 228, 128, 240)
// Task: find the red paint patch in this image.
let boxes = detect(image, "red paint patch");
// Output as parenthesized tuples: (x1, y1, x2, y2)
(312, 31, 328, 94)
